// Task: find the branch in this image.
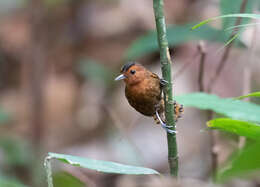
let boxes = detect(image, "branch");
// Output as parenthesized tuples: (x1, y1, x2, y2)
(153, 0, 178, 176)
(197, 41, 206, 92)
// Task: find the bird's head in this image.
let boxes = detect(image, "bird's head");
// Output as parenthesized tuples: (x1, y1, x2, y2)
(115, 62, 146, 86)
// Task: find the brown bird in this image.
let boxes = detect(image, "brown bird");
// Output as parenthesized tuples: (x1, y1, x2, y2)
(115, 62, 183, 134)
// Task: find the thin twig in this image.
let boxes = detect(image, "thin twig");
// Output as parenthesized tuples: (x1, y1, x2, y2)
(29, 0, 47, 151)
(197, 41, 218, 179)
(153, 0, 178, 176)
(207, 0, 249, 92)
(239, 17, 258, 149)
(197, 41, 206, 92)
(204, 0, 249, 180)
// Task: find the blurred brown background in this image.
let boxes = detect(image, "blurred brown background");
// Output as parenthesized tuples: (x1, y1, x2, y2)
(0, 0, 259, 186)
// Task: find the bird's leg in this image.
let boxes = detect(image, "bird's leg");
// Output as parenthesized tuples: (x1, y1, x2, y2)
(155, 110, 176, 134)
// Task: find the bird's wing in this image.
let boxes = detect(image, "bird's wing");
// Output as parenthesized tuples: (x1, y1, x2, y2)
(150, 72, 160, 79)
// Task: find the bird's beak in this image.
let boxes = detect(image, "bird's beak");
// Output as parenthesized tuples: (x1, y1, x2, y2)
(115, 74, 126, 81)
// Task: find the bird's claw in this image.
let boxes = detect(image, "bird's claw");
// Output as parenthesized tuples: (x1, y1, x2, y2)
(174, 101, 184, 121)
(155, 110, 176, 134)
(160, 122, 173, 128)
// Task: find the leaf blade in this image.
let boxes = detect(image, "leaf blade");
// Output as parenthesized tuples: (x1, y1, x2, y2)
(235, 91, 260, 100)
(48, 153, 159, 175)
(125, 24, 245, 60)
(175, 93, 260, 123)
(207, 118, 260, 140)
(220, 0, 254, 30)
(192, 13, 260, 30)
(217, 142, 260, 181)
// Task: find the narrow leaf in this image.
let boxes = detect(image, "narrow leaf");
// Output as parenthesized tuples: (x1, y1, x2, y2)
(192, 13, 260, 30)
(235, 91, 260, 99)
(175, 93, 260, 123)
(223, 33, 239, 47)
(207, 118, 260, 140)
(48, 152, 159, 175)
(220, 0, 254, 30)
(225, 22, 260, 31)
(216, 33, 240, 53)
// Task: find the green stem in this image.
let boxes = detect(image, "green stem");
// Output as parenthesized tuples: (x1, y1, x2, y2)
(153, 0, 178, 176)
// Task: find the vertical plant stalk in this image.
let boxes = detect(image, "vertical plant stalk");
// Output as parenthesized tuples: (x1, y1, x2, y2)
(153, 0, 178, 176)
(197, 42, 218, 179)
(208, 0, 248, 180)
(239, 18, 258, 149)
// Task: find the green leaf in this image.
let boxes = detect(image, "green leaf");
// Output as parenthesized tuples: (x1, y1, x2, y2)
(207, 118, 260, 140)
(0, 176, 28, 187)
(53, 172, 84, 187)
(48, 152, 159, 175)
(220, 0, 254, 30)
(125, 24, 245, 60)
(221, 33, 239, 49)
(192, 13, 260, 30)
(225, 22, 260, 31)
(175, 93, 260, 123)
(235, 91, 260, 100)
(0, 137, 33, 167)
(217, 142, 260, 181)
(0, 108, 10, 124)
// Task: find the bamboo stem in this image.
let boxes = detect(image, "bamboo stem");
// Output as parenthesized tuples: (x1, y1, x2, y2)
(153, 0, 178, 176)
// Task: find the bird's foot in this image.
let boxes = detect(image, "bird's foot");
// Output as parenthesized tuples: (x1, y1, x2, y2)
(174, 101, 184, 122)
(155, 110, 176, 134)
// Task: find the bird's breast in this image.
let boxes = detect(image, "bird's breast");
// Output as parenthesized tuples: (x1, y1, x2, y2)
(125, 80, 161, 116)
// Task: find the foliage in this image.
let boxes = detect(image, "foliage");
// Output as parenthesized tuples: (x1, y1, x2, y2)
(45, 152, 159, 186)
(192, 14, 260, 30)
(47, 152, 159, 175)
(235, 91, 260, 100)
(207, 118, 260, 140)
(177, 91, 260, 181)
(0, 137, 32, 167)
(53, 172, 85, 187)
(125, 24, 245, 60)
(175, 93, 260, 123)
(217, 142, 260, 181)
(0, 176, 28, 187)
(220, 0, 254, 31)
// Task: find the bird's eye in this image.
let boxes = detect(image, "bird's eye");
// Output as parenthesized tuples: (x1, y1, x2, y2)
(130, 70, 136, 75)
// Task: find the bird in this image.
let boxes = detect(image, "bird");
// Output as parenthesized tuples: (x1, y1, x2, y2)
(115, 62, 183, 134)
